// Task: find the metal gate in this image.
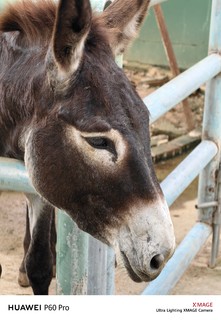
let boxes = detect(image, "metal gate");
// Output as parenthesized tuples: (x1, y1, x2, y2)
(0, 0, 221, 295)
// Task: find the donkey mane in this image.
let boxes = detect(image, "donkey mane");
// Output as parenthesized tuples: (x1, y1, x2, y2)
(0, 0, 57, 44)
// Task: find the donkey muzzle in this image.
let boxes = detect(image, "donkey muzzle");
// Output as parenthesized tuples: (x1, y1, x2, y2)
(117, 197, 175, 282)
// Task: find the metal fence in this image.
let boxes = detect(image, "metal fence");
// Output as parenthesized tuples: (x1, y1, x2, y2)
(0, 0, 221, 295)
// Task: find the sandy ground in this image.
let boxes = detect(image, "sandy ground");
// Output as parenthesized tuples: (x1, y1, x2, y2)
(0, 65, 221, 295)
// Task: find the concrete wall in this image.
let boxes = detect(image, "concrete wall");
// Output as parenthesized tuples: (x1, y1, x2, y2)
(125, 0, 212, 69)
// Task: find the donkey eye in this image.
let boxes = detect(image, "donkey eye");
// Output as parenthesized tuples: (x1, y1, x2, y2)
(84, 137, 117, 156)
(85, 137, 110, 149)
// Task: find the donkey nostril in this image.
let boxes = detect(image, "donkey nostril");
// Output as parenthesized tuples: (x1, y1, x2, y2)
(150, 254, 164, 270)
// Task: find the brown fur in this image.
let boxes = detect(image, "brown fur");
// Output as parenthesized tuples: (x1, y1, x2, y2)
(0, 0, 56, 45)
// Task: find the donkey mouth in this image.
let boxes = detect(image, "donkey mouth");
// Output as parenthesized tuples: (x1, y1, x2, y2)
(120, 251, 159, 283)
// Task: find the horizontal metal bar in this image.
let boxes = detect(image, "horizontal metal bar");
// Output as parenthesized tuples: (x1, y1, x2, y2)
(161, 140, 218, 207)
(143, 54, 221, 124)
(142, 222, 212, 295)
(195, 201, 218, 209)
(0, 157, 35, 194)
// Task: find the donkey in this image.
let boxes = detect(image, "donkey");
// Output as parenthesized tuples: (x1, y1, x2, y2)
(0, 0, 175, 294)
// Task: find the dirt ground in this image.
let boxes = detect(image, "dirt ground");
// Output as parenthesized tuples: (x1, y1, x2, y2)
(0, 65, 221, 295)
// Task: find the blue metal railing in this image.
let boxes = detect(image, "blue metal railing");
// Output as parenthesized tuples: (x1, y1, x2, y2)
(0, 0, 221, 295)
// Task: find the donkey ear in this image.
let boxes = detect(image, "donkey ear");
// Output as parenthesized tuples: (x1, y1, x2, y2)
(52, 0, 92, 76)
(100, 0, 150, 55)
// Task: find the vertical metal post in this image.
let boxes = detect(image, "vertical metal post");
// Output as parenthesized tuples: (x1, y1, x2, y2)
(87, 237, 108, 294)
(106, 247, 115, 294)
(87, 237, 115, 295)
(197, 0, 221, 266)
(210, 167, 221, 267)
(56, 210, 89, 294)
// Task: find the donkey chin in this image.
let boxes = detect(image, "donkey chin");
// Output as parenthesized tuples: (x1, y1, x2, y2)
(112, 198, 175, 282)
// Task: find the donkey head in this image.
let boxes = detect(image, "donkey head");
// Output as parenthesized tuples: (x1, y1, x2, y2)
(25, 0, 175, 282)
